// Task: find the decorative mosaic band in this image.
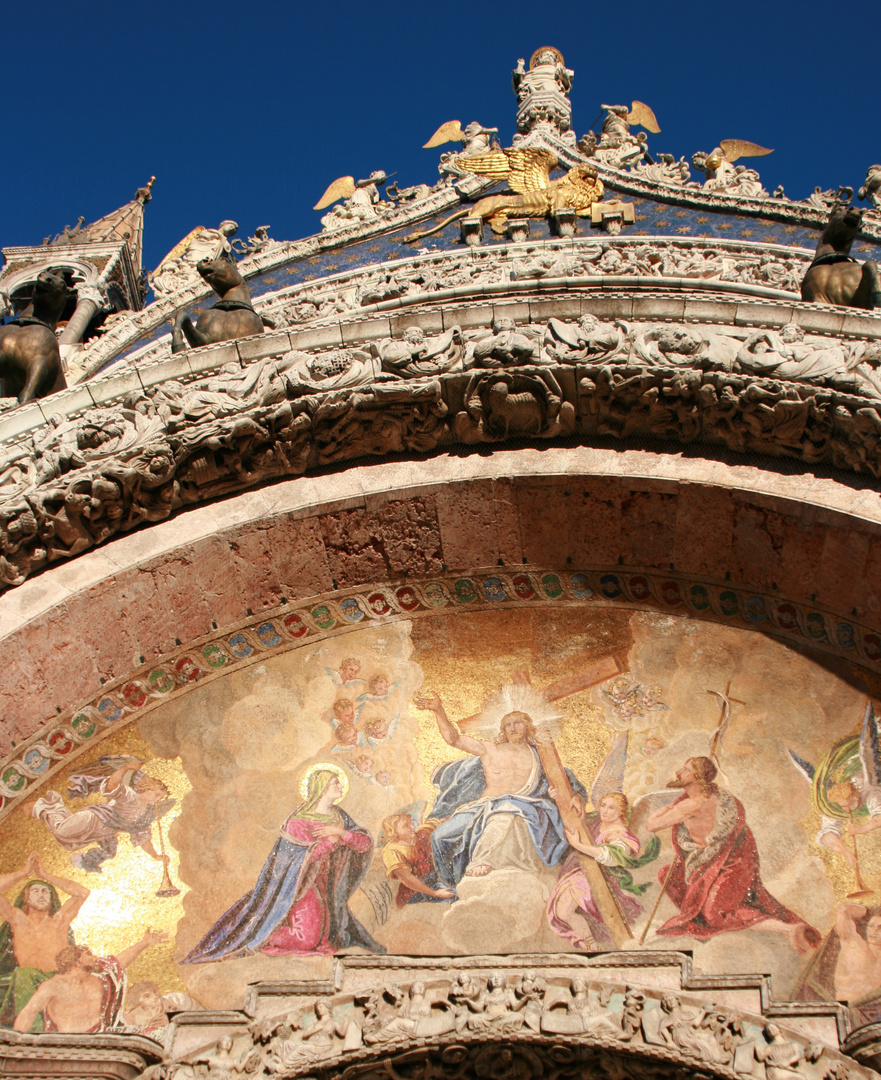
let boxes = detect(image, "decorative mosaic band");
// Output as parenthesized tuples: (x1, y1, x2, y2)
(1, 566, 878, 815)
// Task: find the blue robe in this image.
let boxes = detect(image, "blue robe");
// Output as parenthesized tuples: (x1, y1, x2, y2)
(183, 809, 384, 962)
(428, 748, 586, 888)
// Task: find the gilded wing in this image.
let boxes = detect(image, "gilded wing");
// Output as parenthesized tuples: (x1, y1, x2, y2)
(720, 139, 774, 163)
(627, 100, 661, 134)
(154, 226, 205, 272)
(506, 148, 558, 193)
(456, 147, 558, 193)
(313, 175, 356, 211)
(423, 120, 464, 149)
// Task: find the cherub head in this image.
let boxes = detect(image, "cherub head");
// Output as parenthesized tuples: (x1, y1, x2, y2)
(339, 658, 361, 684)
(365, 715, 390, 740)
(333, 698, 356, 724)
(368, 674, 391, 697)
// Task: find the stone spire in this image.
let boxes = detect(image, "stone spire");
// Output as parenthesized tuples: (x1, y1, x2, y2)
(47, 176, 155, 276)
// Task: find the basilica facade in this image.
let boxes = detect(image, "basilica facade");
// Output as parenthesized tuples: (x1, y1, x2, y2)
(1, 46, 881, 1080)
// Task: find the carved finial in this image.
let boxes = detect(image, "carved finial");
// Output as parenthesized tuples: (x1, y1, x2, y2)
(136, 176, 156, 204)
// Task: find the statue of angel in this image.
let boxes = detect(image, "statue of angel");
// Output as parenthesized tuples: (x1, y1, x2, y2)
(691, 140, 773, 197)
(313, 171, 391, 231)
(423, 120, 499, 178)
(546, 733, 674, 949)
(578, 102, 661, 168)
(405, 147, 604, 242)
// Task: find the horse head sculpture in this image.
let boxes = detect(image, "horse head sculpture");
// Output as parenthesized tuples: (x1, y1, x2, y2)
(801, 202, 881, 309)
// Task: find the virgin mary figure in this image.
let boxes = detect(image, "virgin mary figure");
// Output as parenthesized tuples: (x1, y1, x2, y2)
(183, 766, 384, 961)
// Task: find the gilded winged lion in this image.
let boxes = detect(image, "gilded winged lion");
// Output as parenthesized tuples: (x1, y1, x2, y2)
(404, 147, 603, 242)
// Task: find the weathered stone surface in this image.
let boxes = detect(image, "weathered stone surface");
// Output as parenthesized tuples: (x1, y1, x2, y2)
(268, 515, 334, 600)
(435, 480, 502, 569)
(228, 526, 283, 612)
(373, 496, 443, 576)
(188, 535, 250, 631)
(320, 507, 389, 587)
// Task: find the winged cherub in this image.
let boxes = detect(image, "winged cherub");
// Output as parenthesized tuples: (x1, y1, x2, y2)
(405, 147, 604, 242)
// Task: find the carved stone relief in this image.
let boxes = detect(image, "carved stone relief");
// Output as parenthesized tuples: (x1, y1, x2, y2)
(1, 311, 881, 590)
(145, 974, 868, 1080)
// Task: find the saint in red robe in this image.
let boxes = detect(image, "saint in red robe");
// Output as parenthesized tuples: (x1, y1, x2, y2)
(656, 790, 820, 944)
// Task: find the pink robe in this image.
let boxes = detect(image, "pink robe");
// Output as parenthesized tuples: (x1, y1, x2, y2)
(261, 816, 372, 955)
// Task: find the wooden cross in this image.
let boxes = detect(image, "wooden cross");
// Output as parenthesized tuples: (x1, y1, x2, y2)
(458, 652, 633, 946)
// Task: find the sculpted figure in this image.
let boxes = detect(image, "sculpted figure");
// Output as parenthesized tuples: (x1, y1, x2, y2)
(510, 250, 577, 281)
(543, 314, 627, 364)
(371, 326, 465, 377)
(845, 341, 881, 398)
(736, 324, 851, 386)
(267, 1002, 347, 1069)
(315, 171, 391, 231)
(455, 369, 574, 443)
(363, 982, 433, 1045)
(512, 48, 574, 139)
(801, 203, 881, 309)
(691, 141, 772, 198)
(859, 165, 881, 212)
(471, 317, 541, 367)
(512, 971, 546, 1031)
(151, 221, 239, 297)
(406, 141, 603, 241)
(466, 973, 527, 1034)
(202, 1034, 261, 1079)
(657, 995, 730, 1064)
(284, 349, 383, 397)
(171, 256, 265, 353)
(423, 120, 500, 178)
(0, 269, 69, 404)
(449, 973, 484, 1033)
(632, 325, 737, 371)
(754, 1024, 821, 1080)
(541, 977, 618, 1036)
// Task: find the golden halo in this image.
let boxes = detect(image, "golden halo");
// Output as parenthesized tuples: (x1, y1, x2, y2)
(298, 761, 350, 801)
(530, 46, 564, 69)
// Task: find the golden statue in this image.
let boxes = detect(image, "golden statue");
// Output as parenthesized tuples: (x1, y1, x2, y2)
(405, 147, 603, 242)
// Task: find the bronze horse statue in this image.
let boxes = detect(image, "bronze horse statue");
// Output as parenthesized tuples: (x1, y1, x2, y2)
(801, 203, 881, 309)
(171, 255, 266, 353)
(0, 268, 69, 404)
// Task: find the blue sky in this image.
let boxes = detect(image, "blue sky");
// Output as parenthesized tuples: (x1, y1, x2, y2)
(2, 0, 879, 273)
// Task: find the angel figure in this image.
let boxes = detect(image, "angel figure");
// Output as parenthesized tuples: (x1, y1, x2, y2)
(691, 140, 773, 198)
(547, 734, 667, 948)
(423, 120, 499, 178)
(578, 102, 661, 168)
(788, 700, 881, 874)
(314, 171, 391, 230)
(23, 755, 174, 875)
(405, 147, 604, 242)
